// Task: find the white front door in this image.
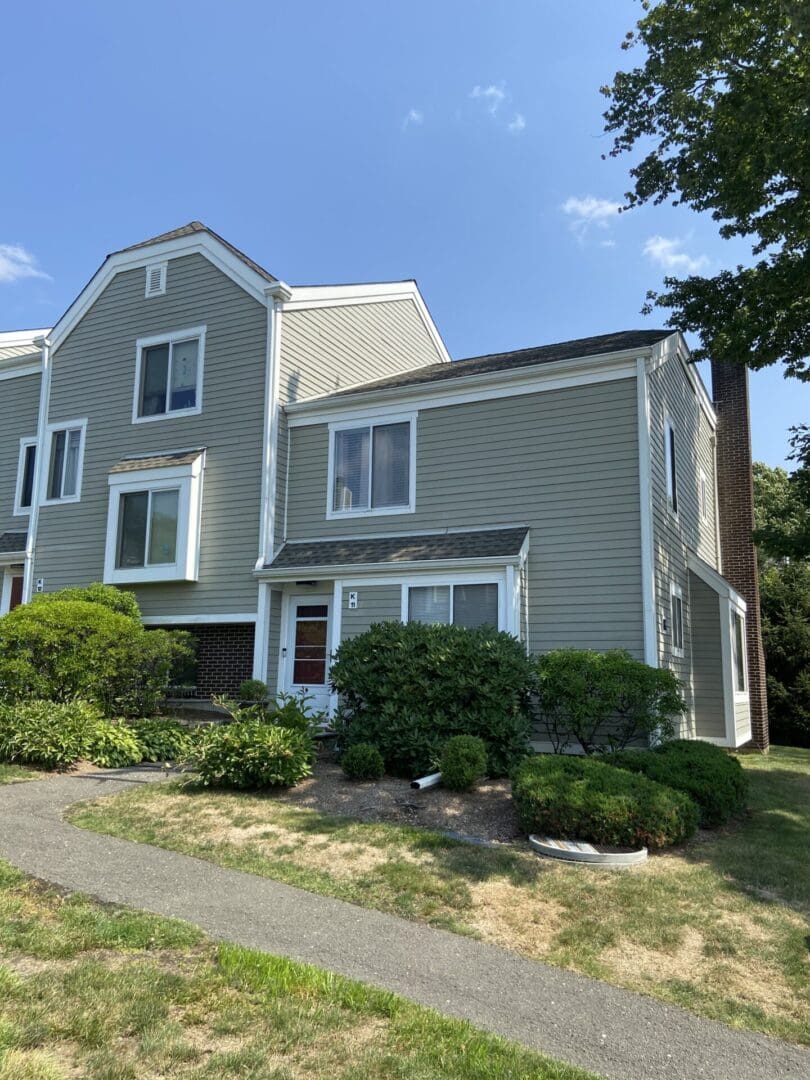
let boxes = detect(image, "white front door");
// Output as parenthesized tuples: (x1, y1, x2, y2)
(283, 595, 332, 713)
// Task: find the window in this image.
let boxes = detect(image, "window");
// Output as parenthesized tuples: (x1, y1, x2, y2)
(145, 262, 167, 297)
(731, 610, 747, 692)
(133, 327, 205, 423)
(328, 415, 415, 517)
(699, 469, 709, 521)
(669, 582, 684, 656)
(43, 421, 86, 504)
(407, 582, 499, 630)
(664, 418, 678, 513)
(14, 438, 37, 515)
(103, 454, 204, 584)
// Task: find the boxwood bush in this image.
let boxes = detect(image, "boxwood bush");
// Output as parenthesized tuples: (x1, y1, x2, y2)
(511, 754, 699, 850)
(341, 742, 385, 782)
(440, 735, 488, 791)
(609, 740, 748, 827)
(190, 721, 314, 789)
(330, 621, 533, 778)
(0, 591, 193, 716)
(127, 717, 193, 764)
(0, 700, 141, 770)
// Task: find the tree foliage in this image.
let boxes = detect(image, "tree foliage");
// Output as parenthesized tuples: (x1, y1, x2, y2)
(603, 1, 810, 378)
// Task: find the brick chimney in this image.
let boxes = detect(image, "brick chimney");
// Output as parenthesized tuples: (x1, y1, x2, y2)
(710, 360, 769, 751)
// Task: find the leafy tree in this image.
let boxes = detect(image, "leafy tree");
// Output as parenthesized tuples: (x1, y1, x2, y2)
(752, 462, 810, 561)
(603, 1, 810, 378)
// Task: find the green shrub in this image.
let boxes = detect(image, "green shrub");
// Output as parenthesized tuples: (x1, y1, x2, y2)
(330, 621, 534, 777)
(190, 722, 314, 789)
(0, 700, 140, 770)
(609, 740, 748, 827)
(0, 599, 194, 716)
(238, 679, 268, 702)
(341, 742, 385, 782)
(535, 648, 685, 754)
(511, 754, 699, 850)
(440, 735, 488, 791)
(128, 718, 193, 763)
(32, 582, 141, 620)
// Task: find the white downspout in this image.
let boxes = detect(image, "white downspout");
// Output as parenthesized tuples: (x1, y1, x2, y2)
(636, 355, 658, 668)
(22, 335, 52, 604)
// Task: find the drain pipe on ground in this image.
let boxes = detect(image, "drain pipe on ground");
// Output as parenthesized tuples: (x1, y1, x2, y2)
(411, 772, 442, 791)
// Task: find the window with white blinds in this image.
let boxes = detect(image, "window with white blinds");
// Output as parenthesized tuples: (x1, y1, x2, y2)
(43, 421, 87, 503)
(408, 582, 499, 630)
(330, 416, 414, 515)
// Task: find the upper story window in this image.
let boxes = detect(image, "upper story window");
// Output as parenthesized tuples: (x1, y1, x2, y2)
(43, 420, 87, 504)
(133, 326, 205, 424)
(103, 451, 204, 584)
(699, 469, 709, 522)
(664, 417, 678, 514)
(144, 262, 167, 298)
(14, 438, 37, 515)
(327, 414, 415, 518)
(669, 581, 684, 657)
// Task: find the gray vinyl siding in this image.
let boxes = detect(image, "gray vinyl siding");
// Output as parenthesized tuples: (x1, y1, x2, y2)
(279, 300, 442, 404)
(735, 695, 751, 742)
(695, 409, 718, 566)
(286, 378, 645, 657)
(34, 253, 267, 616)
(340, 584, 401, 641)
(688, 571, 726, 739)
(0, 371, 40, 534)
(265, 588, 283, 696)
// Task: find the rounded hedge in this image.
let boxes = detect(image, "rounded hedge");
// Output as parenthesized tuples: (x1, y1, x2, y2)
(0, 599, 192, 716)
(128, 718, 193, 764)
(440, 735, 488, 791)
(190, 721, 314, 789)
(609, 740, 748, 827)
(0, 700, 140, 771)
(511, 754, 699, 850)
(330, 621, 533, 778)
(341, 742, 385, 782)
(238, 679, 268, 703)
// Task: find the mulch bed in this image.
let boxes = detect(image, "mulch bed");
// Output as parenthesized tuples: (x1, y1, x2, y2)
(263, 755, 521, 844)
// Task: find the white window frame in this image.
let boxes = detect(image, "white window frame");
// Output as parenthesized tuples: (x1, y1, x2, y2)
(326, 412, 417, 520)
(401, 574, 505, 631)
(132, 325, 206, 425)
(13, 436, 37, 516)
(103, 457, 204, 584)
(41, 419, 88, 505)
(669, 580, 684, 657)
(144, 261, 167, 298)
(664, 416, 678, 516)
(730, 607, 748, 695)
(699, 468, 709, 521)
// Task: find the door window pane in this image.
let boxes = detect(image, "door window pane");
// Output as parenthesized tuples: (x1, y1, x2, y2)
(372, 422, 410, 508)
(141, 345, 169, 416)
(170, 339, 198, 410)
(20, 444, 36, 508)
(117, 491, 148, 567)
(333, 428, 369, 511)
(62, 429, 82, 497)
(453, 583, 498, 629)
(293, 606, 328, 685)
(408, 586, 451, 625)
(148, 489, 179, 565)
(48, 430, 65, 499)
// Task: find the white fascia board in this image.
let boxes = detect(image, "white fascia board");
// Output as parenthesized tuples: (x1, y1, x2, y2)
(687, 551, 747, 611)
(282, 281, 451, 365)
(649, 332, 717, 429)
(0, 328, 51, 346)
(49, 234, 285, 351)
(142, 613, 257, 625)
(0, 361, 41, 381)
(255, 554, 523, 581)
(286, 352, 641, 427)
(0, 551, 26, 565)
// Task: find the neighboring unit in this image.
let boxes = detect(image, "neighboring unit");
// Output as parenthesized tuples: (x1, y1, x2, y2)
(0, 222, 766, 749)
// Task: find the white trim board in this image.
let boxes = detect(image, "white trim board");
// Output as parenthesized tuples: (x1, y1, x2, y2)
(0, 362, 41, 382)
(141, 613, 257, 625)
(687, 552, 747, 611)
(256, 554, 525, 581)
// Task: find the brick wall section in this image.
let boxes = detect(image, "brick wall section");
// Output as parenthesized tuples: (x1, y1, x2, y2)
(172, 623, 255, 698)
(710, 360, 769, 750)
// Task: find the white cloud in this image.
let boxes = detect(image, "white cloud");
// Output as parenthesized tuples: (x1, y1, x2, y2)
(470, 83, 506, 115)
(0, 244, 50, 284)
(402, 108, 423, 129)
(507, 113, 526, 134)
(643, 235, 710, 274)
(561, 195, 621, 243)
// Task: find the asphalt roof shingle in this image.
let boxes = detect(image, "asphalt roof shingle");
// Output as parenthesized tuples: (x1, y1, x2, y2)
(110, 449, 205, 473)
(266, 527, 529, 571)
(0, 532, 27, 555)
(314, 329, 674, 401)
(114, 221, 277, 284)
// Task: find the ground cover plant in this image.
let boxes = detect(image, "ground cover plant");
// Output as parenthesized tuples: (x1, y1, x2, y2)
(609, 740, 748, 827)
(127, 717, 193, 764)
(0, 859, 590, 1080)
(190, 721, 314, 789)
(331, 621, 533, 776)
(0, 700, 143, 771)
(69, 748, 810, 1044)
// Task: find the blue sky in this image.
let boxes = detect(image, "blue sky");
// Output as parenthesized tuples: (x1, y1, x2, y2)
(2, 0, 805, 467)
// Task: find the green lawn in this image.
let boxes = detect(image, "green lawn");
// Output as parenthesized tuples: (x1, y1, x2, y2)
(0, 765, 40, 784)
(0, 859, 591, 1080)
(69, 747, 810, 1046)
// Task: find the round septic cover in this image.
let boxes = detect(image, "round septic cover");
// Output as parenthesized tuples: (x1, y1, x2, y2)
(528, 835, 647, 867)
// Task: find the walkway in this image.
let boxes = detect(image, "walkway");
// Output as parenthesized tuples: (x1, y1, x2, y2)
(0, 767, 805, 1080)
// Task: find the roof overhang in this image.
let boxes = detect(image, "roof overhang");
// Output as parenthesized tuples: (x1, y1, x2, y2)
(687, 552, 747, 612)
(256, 553, 525, 581)
(648, 331, 717, 429)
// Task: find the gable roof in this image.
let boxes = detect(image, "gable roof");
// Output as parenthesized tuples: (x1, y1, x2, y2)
(115, 221, 277, 284)
(317, 330, 673, 400)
